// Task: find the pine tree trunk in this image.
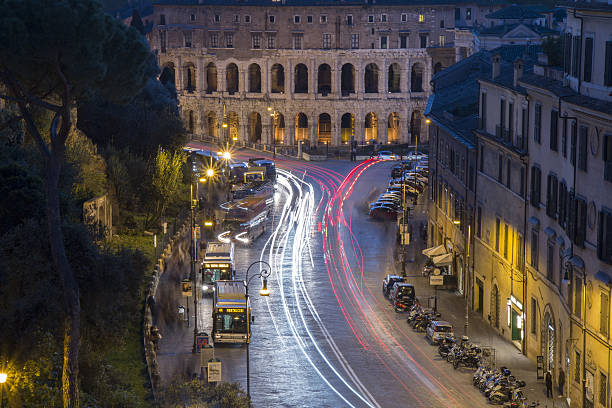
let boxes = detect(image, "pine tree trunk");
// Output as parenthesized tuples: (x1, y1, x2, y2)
(46, 151, 81, 408)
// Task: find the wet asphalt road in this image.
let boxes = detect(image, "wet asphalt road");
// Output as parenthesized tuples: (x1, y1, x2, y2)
(196, 152, 489, 408)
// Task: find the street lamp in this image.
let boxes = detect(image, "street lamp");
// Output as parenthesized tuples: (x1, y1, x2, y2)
(0, 369, 6, 408)
(191, 173, 211, 352)
(244, 260, 272, 400)
(453, 218, 471, 337)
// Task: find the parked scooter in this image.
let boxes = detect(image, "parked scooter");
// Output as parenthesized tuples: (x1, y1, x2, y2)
(438, 335, 456, 359)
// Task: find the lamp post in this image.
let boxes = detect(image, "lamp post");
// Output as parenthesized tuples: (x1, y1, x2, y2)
(244, 260, 271, 400)
(452, 218, 471, 337)
(191, 168, 214, 353)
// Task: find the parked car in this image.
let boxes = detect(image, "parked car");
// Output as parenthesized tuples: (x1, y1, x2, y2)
(370, 200, 400, 209)
(376, 151, 398, 160)
(382, 275, 404, 298)
(369, 205, 398, 219)
(390, 283, 416, 305)
(426, 321, 454, 344)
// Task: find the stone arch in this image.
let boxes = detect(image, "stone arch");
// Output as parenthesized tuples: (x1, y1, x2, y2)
(248, 112, 262, 143)
(341, 63, 355, 95)
(388, 112, 400, 143)
(228, 111, 239, 141)
(388, 63, 401, 93)
(295, 113, 309, 143)
(183, 62, 196, 92)
(434, 62, 443, 75)
(541, 305, 556, 372)
(206, 111, 218, 138)
(272, 112, 285, 144)
(341, 113, 355, 144)
(365, 112, 378, 142)
(411, 62, 424, 92)
(294, 63, 308, 94)
(490, 283, 500, 329)
(160, 62, 175, 86)
(248, 63, 261, 93)
(317, 113, 332, 145)
(271, 63, 285, 94)
(410, 110, 422, 144)
(206, 62, 217, 93)
(226, 63, 239, 94)
(364, 63, 379, 93)
(317, 64, 332, 95)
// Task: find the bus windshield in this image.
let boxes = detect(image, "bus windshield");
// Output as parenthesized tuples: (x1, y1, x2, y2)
(214, 312, 248, 333)
(397, 286, 414, 299)
(202, 267, 232, 284)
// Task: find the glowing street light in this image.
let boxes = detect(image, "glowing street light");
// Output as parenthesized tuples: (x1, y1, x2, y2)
(259, 278, 270, 296)
(206, 168, 215, 178)
(222, 151, 231, 160)
(0, 373, 6, 383)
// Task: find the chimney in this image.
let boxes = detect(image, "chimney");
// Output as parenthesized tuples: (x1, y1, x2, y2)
(513, 58, 523, 88)
(492, 53, 501, 80)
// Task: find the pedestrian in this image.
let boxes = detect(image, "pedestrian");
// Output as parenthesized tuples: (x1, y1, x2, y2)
(545, 370, 553, 398)
(558, 368, 565, 396)
(150, 325, 162, 351)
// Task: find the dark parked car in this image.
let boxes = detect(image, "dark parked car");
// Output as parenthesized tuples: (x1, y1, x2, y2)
(369, 205, 398, 220)
(382, 275, 405, 298)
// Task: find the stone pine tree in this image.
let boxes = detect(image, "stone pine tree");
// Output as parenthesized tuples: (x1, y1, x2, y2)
(0, 0, 149, 406)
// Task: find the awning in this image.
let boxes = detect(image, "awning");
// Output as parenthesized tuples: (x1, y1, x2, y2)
(528, 216, 540, 227)
(569, 255, 585, 270)
(433, 253, 453, 267)
(422, 245, 446, 257)
(595, 271, 612, 286)
(544, 227, 556, 238)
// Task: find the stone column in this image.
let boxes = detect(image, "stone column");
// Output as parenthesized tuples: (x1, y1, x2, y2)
(263, 59, 270, 95)
(218, 65, 226, 93)
(354, 111, 364, 143)
(309, 59, 315, 95)
(286, 117, 295, 146)
(288, 59, 294, 98)
(239, 63, 246, 96)
(401, 65, 409, 96)
(379, 116, 388, 144)
(240, 122, 248, 143)
(310, 114, 318, 146)
(197, 57, 204, 95)
(380, 59, 387, 96)
(332, 112, 341, 147)
(175, 56, 183, 91)
(356, 64, 363, 100)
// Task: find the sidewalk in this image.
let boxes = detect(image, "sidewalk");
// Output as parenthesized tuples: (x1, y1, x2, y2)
(399, 196, 568, 408)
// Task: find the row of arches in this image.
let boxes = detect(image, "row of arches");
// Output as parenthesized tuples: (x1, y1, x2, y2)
(163, 61, 425, 95)
(185, 110, 423, 145)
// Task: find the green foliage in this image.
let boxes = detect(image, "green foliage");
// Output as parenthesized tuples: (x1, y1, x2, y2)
(130, 9, 146, 36)
(65, 127, 108, 202)
(149, 147, 185, 226)
(0, 106, 24, 144)
(0, 0, 149, 106)
(159, 380, 251, 408)
(542, 37, 563, 68)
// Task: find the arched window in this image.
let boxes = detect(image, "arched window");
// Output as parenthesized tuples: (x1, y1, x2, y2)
(206, 63, 217, 93)
(248, 63, 261, 93)
(272, 113, 285, 144)
(388, 112, 400, 143)
(294, 63, 308, 93)
(365, 112, 378, 141)
(317, 64, 331, 95)
(226, 63, 239, 94)
(341, 64, 355, 95)
(295, 113, 309, 143)
(206, 111, 218, 138)
(184, 63, 196, 92)
(227, 111, 239, 141)
(187, 110, 195, 133)
(317, 113, 331, 144)
(271, 64, 285, 93)
(364, 63, 379, 93)
(340, 113, 354, 144)
(248, 112, 262, 143)
(411, 63, 424, 92)
(388, 63, 401, 93)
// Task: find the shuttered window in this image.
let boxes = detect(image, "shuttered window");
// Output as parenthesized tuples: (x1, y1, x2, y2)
(572, 36, 581, 77)
(570, 121, 577, 166)
(578, 125, 588, 171)
(605, 41, 612, 86)
(598, 210, 612, 264)
(550, 110, 558, 151)
(546, 174, 558, 219)
(584, 37, 593, 82)
(534, 104, 542, 144)
(575, 196, 587, 247)
(531, 166, 541, 208)
(563, 33, 572, 74)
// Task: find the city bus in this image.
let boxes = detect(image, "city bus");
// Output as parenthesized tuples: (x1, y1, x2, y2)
(220, 195, 270, 244)
(201, 242, 235, 295)
(212, 280, 251, 344)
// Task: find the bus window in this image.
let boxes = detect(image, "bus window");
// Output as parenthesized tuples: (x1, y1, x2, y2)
(215, 313, 247, 333)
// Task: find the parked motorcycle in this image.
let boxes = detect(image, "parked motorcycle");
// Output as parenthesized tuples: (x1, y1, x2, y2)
(438, 335, 456, 359)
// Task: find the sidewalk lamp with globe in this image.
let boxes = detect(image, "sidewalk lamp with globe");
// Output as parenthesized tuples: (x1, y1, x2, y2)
(244, 260, 271, 400)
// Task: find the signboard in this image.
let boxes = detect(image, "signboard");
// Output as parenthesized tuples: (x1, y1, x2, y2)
(195, 226, 201, 239)
(429, 275, 444, 286)
(181, 279, 193, 297)
(401, 232, 410, 245)
(536, 356, 544, 379)
(196, 333, 209, 352)
(200, 347, 214, 367)
(208, 361, 222, 382)
(204, 263, 230, 268)
(217, 308, 245, 313)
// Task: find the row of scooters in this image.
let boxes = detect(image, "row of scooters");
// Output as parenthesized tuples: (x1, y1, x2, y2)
(406, 304, 540, 407)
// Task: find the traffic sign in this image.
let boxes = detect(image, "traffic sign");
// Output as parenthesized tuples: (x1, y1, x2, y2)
(429, 275, 444, 286)
(181, 279, 193, 296)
